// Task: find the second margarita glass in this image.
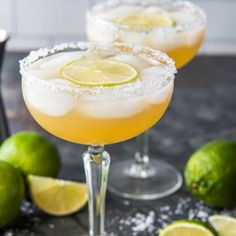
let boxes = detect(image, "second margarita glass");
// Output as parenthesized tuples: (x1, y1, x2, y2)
(87, 0, 206, 200)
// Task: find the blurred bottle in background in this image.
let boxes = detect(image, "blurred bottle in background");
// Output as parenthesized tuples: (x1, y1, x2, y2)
(0, 29, 9, 143)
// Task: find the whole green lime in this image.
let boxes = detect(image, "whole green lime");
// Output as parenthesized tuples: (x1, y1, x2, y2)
(0, 132, 61, 178)
(0, 160, 25, 228)
(185, 139, 236, 207)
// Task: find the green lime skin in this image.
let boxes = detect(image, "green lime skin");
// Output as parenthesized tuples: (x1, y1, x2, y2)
(0, 132, 61, 178)
(0, 160, 25, 228)
(185, 139, 236, 207)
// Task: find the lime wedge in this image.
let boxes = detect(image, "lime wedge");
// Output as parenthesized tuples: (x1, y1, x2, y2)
(61, 59, 138, 87)
(209, 215, 236, 236)
(114, 12, 175, 27)
(28, 175, 88, 216)
(159, 220, 216, 236)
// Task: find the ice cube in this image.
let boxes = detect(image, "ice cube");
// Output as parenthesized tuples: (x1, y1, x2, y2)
(27, 68, 58, 79)
(148, 82, 173, 104)
(27, 52, 83, 79)
(140, 66, 173, 104)
(170, 11, 196, 25)
(78, 96, 148, 119)
(148, 28, 180, 51)
(97, 5, 140, 21)
(182, 26, 204, 46)
(40, 52, 82, 69)
(110, 54, 150, 69)
(140, 65, 166, 80)
(24, 79, 75, 117)
(145, 6, 162, 13)
(119, 31, 147, 46)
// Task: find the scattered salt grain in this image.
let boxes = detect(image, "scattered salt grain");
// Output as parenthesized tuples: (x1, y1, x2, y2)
(21, 200, 35, 215)
(5, 197, 236, 236)
(118, 211, 156, 235)
(114, 197, 236, 235)
(123, 200, 130, 206)
(4, 231, 13, 236)
(48, 224, 55, 229)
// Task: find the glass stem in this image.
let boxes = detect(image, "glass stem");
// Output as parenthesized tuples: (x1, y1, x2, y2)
(129, 132, 156, 178)
(83, 145, 110, 236)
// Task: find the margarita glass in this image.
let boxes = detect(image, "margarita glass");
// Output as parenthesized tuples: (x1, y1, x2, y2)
(87, 0, 206, 200)
(20, 42, 176, 235)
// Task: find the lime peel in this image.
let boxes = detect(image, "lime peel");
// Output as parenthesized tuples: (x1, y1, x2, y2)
(0, 132, 61, 178)
(0, 160, 25, 228)
(184, 139, 236, 207)
(160, 220, 216, 236)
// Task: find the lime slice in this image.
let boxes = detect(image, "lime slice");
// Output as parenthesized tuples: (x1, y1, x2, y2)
(209, 215, 236, 236)
(28, 175, 88, 216)
(114, 12, 175, 27)
(159, 220, 216, 236)
(61, 59, 138, 87)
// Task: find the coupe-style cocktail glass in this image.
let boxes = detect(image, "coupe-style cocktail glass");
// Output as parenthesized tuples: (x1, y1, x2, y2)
(87, 0, 206, 200)
(20, 42, 176, 236)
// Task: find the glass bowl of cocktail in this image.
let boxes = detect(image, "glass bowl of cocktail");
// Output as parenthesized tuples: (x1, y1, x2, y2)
(87, 0, 206, 69)
(20, 42, 176, 236)
(87, 0, 206, 200)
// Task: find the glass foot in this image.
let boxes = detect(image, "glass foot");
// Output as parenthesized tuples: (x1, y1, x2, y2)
(108, 159, 183, 200)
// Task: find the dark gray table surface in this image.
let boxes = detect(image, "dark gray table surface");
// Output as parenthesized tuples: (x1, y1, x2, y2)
(1, 52, 236, 235)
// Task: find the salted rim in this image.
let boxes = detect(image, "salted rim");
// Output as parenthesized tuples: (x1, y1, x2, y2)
(87, 0, 207, 34)
(19, 41, 176, 98)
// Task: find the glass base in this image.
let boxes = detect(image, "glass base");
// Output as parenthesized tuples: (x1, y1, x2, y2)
(108, 159, 183, 200)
